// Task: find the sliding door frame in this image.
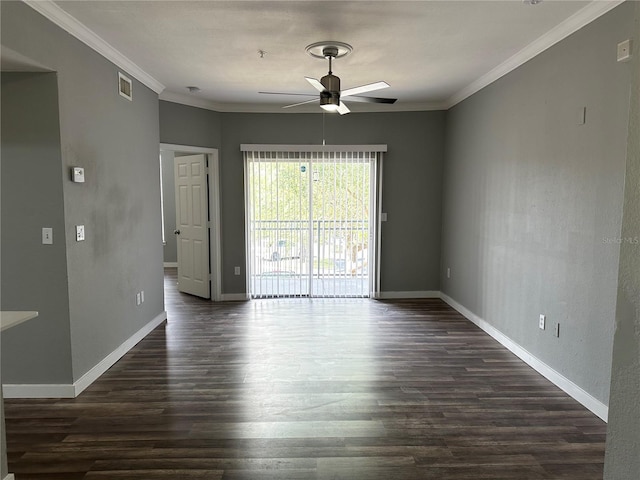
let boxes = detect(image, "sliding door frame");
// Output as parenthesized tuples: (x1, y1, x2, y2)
(242, 144, 386, 299)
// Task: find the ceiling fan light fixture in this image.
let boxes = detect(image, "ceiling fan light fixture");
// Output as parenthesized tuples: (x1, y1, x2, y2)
(263, 40, 396, 114)
(320, 90, 340, 112)
(320, 103, 339, 112)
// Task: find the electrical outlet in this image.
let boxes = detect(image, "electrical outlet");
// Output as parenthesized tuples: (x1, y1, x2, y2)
(234, 266, 241, 275)
(447, 267, 451, 279)
(136, 292, 141, 306)
(76, 225, 85, 242)
(539, 314, 546, 330)
(555, 323, 560, 338)
(140, 290, 144, 303)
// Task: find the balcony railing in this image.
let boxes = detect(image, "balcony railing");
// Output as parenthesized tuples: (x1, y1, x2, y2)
(248, 219, 370, 297)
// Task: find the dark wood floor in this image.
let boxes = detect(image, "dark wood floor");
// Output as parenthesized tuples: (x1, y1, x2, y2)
(4, 269, 607, 479)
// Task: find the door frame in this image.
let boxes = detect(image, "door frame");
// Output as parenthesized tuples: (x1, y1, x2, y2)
(160, 143, 222, 302)
(242, 144, 386, 299)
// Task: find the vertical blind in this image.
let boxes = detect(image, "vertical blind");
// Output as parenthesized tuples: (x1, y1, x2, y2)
(242, 145, 386, 299)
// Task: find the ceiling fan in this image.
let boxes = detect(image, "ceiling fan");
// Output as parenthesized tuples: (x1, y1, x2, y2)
(259, 41, 397, 115)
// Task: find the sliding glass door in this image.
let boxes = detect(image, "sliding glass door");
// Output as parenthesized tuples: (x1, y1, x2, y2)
(244, 147, 381, 299)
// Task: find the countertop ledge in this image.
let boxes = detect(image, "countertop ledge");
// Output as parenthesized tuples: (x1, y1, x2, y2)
(0, 311, 39, 332)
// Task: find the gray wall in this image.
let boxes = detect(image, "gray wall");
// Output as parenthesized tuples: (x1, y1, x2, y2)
(604, 2, 640, 476)
(159, 100, 222, 149)
(158, 101, 222, 266)
(441, 3, 634, 404)
(0, 71, 70, 480)
(1, 73, 73, 384)
(160, 149, 177, 263)
(1, 1, 164, 383)
(159, 105, 446, 295)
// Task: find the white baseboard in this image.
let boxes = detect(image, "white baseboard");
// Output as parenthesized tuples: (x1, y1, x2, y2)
(163, 262, 178, 268)
(377, 290, 440, 299)
(220, 293, 249, 301)
(4, 474, 16, 480)
(2, 383, 75, 398)
(2, 311, 167, 399)
(73, 311, 167, 396)
(440, 293, 608, 422)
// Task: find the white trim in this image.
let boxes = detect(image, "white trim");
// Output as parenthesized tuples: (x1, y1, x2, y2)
(159, 92, 446, 113)
(23, 0, 164, 94)
(2, 311, 167, 399)
(2, 383, 75, 399)
(240, 144, 388, 153)
(375, 156, 384, 297)
(377, 291, 441, 299)
(159, 92, 227, 112)
(208, 151, 223, 302)
(21, 0, 621, 112)
(370, 154, 380, 298)
(440, 293, 609, 422)
(4, 474, 16, 480)
(160, 143, 218, 155)
(73, 311, 167, 396)
(243, 154, 251, 298)
(163, 262, 178, 268)
(446, 0, 625, 108)
(220, 293, 250, 302)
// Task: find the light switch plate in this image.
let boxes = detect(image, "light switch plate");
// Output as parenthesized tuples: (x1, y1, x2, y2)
(380, 212, 388, 222)
(42, 227, 53, 245)
(76, 225, 85, 242)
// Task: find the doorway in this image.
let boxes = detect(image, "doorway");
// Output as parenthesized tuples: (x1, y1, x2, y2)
(159, 144, 222, 301)
(243, 146, 384, 298)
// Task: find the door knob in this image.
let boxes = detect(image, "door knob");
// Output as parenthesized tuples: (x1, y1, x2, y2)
(174, 229, 181, 235)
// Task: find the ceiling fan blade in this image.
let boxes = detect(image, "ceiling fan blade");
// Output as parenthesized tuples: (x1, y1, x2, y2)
(283, 98, 319, 109)
(259, 91, 316, 97)
(305, 77, 325, 92)
(341, 81, 390, 98)
(342, 95, 397, 104)
(337, 102, 350, 115)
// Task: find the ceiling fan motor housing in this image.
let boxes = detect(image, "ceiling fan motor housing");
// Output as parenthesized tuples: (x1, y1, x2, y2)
(321, 74, 340, 94)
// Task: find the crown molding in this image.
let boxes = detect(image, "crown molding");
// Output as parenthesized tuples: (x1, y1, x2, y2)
(446, 0, 626, 108)
(159, 91, 226, 111)
(23, 0, 622, 112)
(23, 0, 165, 94)
(159, 91, 448, 114)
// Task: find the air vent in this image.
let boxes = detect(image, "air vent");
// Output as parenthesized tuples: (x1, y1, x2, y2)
(118, 72, 132, 101)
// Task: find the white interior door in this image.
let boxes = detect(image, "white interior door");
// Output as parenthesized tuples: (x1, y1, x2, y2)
(174, 154, 210, 298)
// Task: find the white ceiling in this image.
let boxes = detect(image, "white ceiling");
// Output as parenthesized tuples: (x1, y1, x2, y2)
(45, 1, 611, 113)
